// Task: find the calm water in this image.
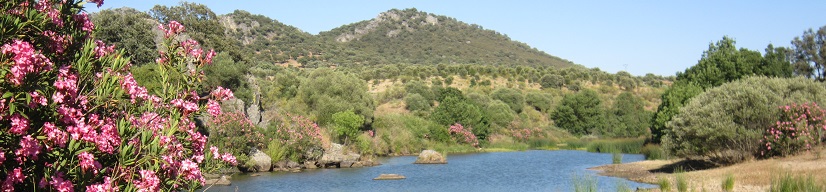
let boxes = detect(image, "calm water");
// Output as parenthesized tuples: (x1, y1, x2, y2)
(206, 150, 655, 192)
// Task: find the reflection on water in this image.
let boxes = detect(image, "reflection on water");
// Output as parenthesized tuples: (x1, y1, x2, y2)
(206, 150, 654, 192)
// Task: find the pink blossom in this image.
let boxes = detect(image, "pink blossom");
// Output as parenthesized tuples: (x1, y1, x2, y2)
(1, 40, 54, 85)
(0, 151, 5, 164)
(210, 146, 220, 158)
(16, 136, 41, 162)
(9, 114, 29, 135)
(43, 122, 68, 148)
(180, 160, 203, 181)
(43, 30, 67, 54)
(221, 153, 237, 165)
(85, 177, 116, 192)
(2, 167, 24, 191)
(207, 99, 222, 117)
(204, 49, 217, 64)
(159, 21, 185, 37)
(36, 1, 63, 27)
(87, 0, 104, 7)
(94, 40, 115, 58)
(30, 91, 48, 107)
(211, 86, 234, 101)
(49, 172, 74, 192)
(119, 73, 149, 103)
(78, 152, 102, 174)
(134, 170, 160, 192)
(74, 12, 94, 34)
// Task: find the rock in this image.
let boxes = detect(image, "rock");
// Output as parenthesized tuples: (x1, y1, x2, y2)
(250, 173, 262, 177)
(341, 161, 355, 168)
(351, 161, 364, 168)
(304, 161, 318, 169)
(286, 161, 301, 169)
(373, 174, 405, 180)
(320, 143, 361, 166)
(248, 149, 272, 172)
(205, 175, 231, 186)
(414, 150, 447, 164)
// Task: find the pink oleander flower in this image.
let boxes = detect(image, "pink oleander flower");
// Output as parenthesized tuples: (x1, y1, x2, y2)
(87, 0, 104, 7)
(211, 86, 234, 101)
(210, 146, 220, 158)
(0, 151, 5, 164)
(2, 167, 25, 191)
(43, 122, 68, 148)
(207, 99, 221, 117)
(1, 40, 54, 85)
(74, 12, 94, 34)
(49, 172, 74, 192)
(36, 1, 63, 27)
(134, 170, 160, 192)
(86, 177, 116, 192)
(16, 135, 42, 162)
(180, 160, 202, 180)
(204, 49, 216, 64)
(43, 30, 67, 54)
(94, 40, 115, 58)
(119, 73, 149, 103)
(30, 91, 48, 107)
(9, 114, 29, 135)
(221, 153, 237, 166)
(78, 151, 102, 174)
(159, 21, 185, 37)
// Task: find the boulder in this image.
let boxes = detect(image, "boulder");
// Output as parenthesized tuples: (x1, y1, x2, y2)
(304, 161, 318, 169)
(286, 161, 301, 169)
(414, 150, 447, 164)
(351, 161, 364, 168)
(373, 174, 406, 180)
(320, 143, 361, 165)
(205, 175, 231, 186)
(341, 161, 355, 168)
(248, 149, 272, 172)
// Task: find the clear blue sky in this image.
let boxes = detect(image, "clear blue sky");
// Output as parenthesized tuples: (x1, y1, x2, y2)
(86, 1, 826, 76)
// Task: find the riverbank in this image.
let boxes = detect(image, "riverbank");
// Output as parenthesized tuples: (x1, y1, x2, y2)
(590, 147, 826, 191)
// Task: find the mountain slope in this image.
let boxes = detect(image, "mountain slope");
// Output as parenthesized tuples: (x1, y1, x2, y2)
(317, 8, 578, 68)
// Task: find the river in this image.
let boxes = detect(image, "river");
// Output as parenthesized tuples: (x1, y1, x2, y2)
(206, 150, 655, 192)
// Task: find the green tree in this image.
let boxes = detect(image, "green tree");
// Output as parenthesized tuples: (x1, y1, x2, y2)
(404, 93, 430, 112)
(791, 25, 826, 80)
(150, 2, 248, 61)
(540, 74, 564, 89)
(297, 68, 375, 126)
(431, 96, 489, 140)
(491, 88, 526, 113)
(552, 89, 604, 136)
(485, 100, 517, 130)
(92, 7, 158, 65)
(202, 52, 251, 101)
(650, 82, 703, 142)
(332, 110, 365, 144)
(604, 92, 651, 137)
(525, 91, 553, 112)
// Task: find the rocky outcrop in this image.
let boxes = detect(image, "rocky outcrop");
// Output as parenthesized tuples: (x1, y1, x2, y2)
(414, 150, 447, 164)
(246, 149, 272, 172)
(373, 174, 405, 180)
(319, 143, 361, 168)
(204, 175, 232, 186)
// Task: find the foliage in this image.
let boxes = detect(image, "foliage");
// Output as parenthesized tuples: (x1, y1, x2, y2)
(404, 93, 431, 112)
(150, 2, 247, 61)
(91, 7, 158, 65)
(650, 82, 703, 142)
(770, 173, 826, 192)
(448, 123, 479, 147)
(332, 110, 365, 143)
(572, 174, 597, 192)
(0, 2, 237, 191)
(430, 96, 489, 140)
(612, 151, 622, 164)
(791, 25, 826, 81)
(525, 91, 553, 112)
(604, 92, 651, 137)
(676, 168, 688, 192)
(658, 176, 672, 192)
(540, 74, 564, 89)
(263, 113, 323, 162)
(761, 103, 826, 157)
(485, 100, 517, 130)
(641, 144, 669, 160)
(491, 87, 525, 113)
(722, 174, 735, 192)
(201, 52, 252, 102)
(552, 89, 604, 136)
(207, 112, 265, 158)
(586, 138, 646, 154)
(664, 77, 826, 164)
(297, 68, 375, 126)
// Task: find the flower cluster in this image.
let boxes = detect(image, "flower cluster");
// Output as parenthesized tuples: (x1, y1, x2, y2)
(449, 123, 479, 147)
(761, 102, 826, 157)
(0, 1, 235, 191)
(208, 111, 266, 156)
(511, 127, 540, 141)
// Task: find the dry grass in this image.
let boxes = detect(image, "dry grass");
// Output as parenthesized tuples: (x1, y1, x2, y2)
(592, 147, 826, 192)
(375, 100, 409, 115)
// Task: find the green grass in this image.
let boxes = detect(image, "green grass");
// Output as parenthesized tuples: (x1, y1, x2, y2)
(641, 144, 669, 160)
(721, 174, 735, 192)
(658, 176, 672, 192)
(612, 151, 622, 164)
(572, 174, 597, 192)
(586, 138, 645, 154)
(675, 167, 688, 192)
(616, 181, 632, 192)
(770, 173, 826, 192)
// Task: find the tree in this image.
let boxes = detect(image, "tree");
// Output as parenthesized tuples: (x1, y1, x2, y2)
(91, 8, 158, 65)
(150, 2, 248, 61)
(551, 89, 604, 136)
(791, 25, 826, 80)
(404, 93, 430, 111)
(603, 92, 651, 137)
(525, 91, 553, 112)
(430, 97, 489, 140)
(332, 110, 365, 144)
(297, 68, 375, 126)
(540, 74, 564, 89)
(650, 82, 703, 142)
(491, 88, 525, 113)
(485, 100, 517, 130)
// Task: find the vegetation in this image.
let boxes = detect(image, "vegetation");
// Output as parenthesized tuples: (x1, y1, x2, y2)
(552, 89, 605, 136)
(770, 173, 826, 192)
(722, 174, 735, 192)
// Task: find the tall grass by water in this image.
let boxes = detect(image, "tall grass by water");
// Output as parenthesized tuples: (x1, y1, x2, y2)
(641, 144, 669, 160)
(572, 174, 597, 192)
(585, 138, 646, 154)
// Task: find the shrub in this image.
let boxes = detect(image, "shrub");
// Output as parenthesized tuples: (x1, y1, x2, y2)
(332, 110, 364, 144)
(572, 174, 597, 192)
(448, 123, 479, 147)
(491, 88, 525, 113)
(552, 89, 604, 136)
(722, 174, 735, 192)
(658, 177, 672, 192)
(0, 2, 237, 191)
(430, 96, 489, 140)
(264, 113, 323, 161)
(676, 168, 688, 192)
(540, 74, 564, 89)
(641, 144, 669, 160)
(612, 151, 623, 164)
(761, 103, 826, 157)
(297, 68, 375, 126)
(404, 93, 431, 112)
(208, 112, 266, 157)
(525, 91, 553, 112)
(586, 138, 645, 154)
(664, 77, 826, 164)
(486, 100, 517, 130)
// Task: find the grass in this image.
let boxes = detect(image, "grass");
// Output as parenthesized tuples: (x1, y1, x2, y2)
(616, 181, 632, 192)
(612, 151, 622, 164)
(721, 174, 735, 192)
(658, 176, 672, 192)
(585, 138, 646, 154)
(641, 144, 669, 160)
(675, 167, 688, 192)
(770, 173, 826, 192)
(572, 174, 597, 192)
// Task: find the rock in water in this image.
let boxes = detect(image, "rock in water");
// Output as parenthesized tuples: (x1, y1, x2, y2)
(248, 149, 272, 172)
(414, 150, 447, 164)
(320, 143, 361, 167)
(373, 174, 406, 180)
(205, 175, 231, 186)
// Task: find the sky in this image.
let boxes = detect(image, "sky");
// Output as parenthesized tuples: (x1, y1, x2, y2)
(86, 1, 826, 76)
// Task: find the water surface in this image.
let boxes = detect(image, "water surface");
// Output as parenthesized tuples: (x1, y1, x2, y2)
(206, 150, 654, 192)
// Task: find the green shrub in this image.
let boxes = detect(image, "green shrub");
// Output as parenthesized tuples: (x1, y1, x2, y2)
(297, 68, 375, 126)
(676, 168, 688, 192)
(770, 173, 826, 192)
(266, 140, 289, 163)
(525, 91, 554, 112)
(491, 88, 526, 113)
(405, 93, 431, 111)
(612, 151, 623, 164)
(552, 89, 605, 136)
(659, 177, 672, 192)
(586, 138, 645, 154)
(664, 77, 826, 164)
(485, 100, 517, 130)
(332, 110, 365, 143)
